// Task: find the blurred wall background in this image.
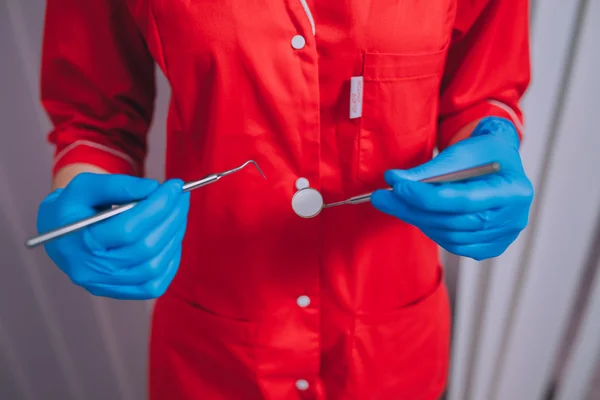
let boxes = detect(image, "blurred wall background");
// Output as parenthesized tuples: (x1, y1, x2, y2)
(1, 0, 599, 399)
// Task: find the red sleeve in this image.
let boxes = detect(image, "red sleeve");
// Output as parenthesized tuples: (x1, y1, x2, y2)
(437, 0, 531, 150)
(41, 0, 156, 177)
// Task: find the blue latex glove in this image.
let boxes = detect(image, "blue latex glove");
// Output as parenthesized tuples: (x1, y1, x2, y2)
(371, 116, 534, 261)
(36, 173, 190, 299)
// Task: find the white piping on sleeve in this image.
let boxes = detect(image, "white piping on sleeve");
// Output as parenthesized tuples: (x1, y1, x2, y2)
(53, 140, 139, 173)
(298, 0, 316, 35)
(487, 99, 525, 133)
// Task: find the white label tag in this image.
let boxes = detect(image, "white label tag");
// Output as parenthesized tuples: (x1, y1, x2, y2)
(349, 76, 363, 119)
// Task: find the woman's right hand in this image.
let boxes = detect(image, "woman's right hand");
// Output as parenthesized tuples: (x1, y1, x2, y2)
(36, 173, 190, 300)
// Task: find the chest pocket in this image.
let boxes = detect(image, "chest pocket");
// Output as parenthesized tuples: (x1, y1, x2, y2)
(355, 47, 448, 186)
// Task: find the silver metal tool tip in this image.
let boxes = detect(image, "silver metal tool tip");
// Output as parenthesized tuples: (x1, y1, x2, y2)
(219, 160, 266, 179)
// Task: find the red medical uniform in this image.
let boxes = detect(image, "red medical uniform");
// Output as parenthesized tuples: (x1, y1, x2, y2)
(41, 0, 530, 398)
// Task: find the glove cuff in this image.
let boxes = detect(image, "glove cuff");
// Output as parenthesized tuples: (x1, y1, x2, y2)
(471, 116, 521, 150)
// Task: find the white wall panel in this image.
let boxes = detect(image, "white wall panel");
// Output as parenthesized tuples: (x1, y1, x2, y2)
(555, 256, 600, 400)
(447, 260, 486, 400)
(492, 0, 600, 398)
(0, 318, 34, 400)
(467, 1, 585, 399)
(4, 0, 52, 137)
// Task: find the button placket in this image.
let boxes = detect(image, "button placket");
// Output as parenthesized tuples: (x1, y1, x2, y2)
(288, 3, 318, 393)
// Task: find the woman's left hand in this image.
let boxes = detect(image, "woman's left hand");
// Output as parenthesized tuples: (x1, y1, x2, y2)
(371, 116, 534, 261)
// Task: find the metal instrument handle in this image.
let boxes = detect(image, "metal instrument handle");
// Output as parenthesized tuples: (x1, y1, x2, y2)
(25, 160, 266, 248)
(24, 174, 218, 248)
(329, 161, 501, 207)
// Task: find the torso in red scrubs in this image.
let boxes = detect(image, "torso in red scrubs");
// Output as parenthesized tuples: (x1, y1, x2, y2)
(41, 0, 530, 398)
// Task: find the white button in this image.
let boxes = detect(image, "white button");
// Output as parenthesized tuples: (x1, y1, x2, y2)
(296, 295, 310, 308)
(295, 177, 310, 190)
(291, 35, 306, 50)
(296, 379, 309, 391)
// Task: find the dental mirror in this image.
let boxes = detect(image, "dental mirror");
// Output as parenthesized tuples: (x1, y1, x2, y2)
(291, 178, 324, 218)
